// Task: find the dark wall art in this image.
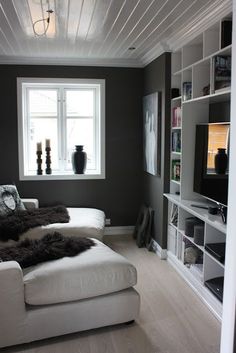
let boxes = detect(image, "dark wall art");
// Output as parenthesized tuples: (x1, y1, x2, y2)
(143, 91, 161, 176)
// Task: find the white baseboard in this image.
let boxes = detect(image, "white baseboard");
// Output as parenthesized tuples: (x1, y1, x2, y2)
(151, 239, 167, 259)
(104, 226, 135, 235)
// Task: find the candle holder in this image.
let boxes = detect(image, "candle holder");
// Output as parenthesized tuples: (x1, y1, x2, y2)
(36, 151, 43, 175)
(45, 147, 52, 175)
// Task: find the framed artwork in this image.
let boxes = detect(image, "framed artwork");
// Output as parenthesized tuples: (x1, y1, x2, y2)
(143, 92, 161, 176)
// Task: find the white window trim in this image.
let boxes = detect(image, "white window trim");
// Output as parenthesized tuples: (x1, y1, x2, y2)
(17, 77, 105, 180)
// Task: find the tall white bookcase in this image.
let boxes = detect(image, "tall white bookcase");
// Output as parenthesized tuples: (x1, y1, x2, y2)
(165, 14, 232, 320)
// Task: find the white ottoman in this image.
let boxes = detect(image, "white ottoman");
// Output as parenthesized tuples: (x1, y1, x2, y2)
(20, 207, 105, 242)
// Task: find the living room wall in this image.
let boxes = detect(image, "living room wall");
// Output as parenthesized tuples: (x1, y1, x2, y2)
(0, 65, 143, 226)
(143, 53, 171, 249)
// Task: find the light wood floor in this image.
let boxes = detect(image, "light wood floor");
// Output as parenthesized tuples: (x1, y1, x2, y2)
(2, 235, 221, 353)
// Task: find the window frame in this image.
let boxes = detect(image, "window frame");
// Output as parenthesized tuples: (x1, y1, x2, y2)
(17, 77, 105, 180)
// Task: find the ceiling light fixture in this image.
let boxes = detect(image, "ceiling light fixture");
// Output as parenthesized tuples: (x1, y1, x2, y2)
(32, 0, 54, 37)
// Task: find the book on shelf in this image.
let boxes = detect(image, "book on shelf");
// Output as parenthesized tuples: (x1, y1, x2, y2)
(172, 130, 181, 152)
(172, 159, 181, 181)
(183, 82, 192, 101)
(172, 106, 182, 127)
(213, 55, 231, 92)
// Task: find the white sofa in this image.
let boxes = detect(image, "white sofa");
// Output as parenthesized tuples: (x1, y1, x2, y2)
(0, 200, 140, 348)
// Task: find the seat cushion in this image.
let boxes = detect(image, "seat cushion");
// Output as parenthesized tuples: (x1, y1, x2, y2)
(0, 208, 105, 249)
(23, 239, 137, 306)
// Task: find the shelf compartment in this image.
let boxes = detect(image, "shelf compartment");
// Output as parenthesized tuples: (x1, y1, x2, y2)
(182, 34, 203, 68)
(179, 230, 204, 252)
(203, 23, 220, 57)
(192, 60, 210, 99)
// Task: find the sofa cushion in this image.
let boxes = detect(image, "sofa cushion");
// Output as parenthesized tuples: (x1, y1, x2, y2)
(23, 239, 137, 306)
(0, 185, 25, 216)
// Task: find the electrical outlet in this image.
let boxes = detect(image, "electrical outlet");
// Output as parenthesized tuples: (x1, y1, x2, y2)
(105, 218, 111, 225)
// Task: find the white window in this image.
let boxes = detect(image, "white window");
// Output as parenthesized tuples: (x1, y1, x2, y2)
(17, 78, 105, 180)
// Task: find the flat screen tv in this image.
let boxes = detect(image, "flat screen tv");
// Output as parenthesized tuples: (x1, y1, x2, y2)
(194, 122, 230, 206)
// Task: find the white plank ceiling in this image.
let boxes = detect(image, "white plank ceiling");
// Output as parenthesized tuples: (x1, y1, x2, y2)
(0, 0, 232, 67)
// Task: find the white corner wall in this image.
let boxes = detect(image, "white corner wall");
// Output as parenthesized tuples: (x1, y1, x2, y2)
(220, 2, 236, 352)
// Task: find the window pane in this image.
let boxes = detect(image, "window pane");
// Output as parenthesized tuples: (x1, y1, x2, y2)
(29, 90, 57, 117)
(29, 118, 58, 171)
(66, 90, 93, 117)
(67, 119, 94, 168)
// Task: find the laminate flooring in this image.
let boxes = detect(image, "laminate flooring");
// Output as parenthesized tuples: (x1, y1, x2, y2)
(2, 235, 221, 353)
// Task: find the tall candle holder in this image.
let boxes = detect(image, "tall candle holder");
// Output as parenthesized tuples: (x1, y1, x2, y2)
(36, 151, 43, 175)
(45, 147, 52, 174)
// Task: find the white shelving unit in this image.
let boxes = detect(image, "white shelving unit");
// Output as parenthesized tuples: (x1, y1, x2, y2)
(166, 14, 232, 320)
(165, 194, 226, 319)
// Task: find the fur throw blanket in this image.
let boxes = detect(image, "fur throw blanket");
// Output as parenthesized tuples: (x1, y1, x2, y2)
(0, 232, 95, 269)
(0, 205, 70, 242)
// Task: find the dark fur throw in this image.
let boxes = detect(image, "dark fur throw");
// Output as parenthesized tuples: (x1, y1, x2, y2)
(0, 232, 95, 269)
(0, 205, 70, 242)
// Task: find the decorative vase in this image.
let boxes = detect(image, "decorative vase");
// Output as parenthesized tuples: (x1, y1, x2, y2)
(214, 148, 228, 174)
(72, 145, 87, 174)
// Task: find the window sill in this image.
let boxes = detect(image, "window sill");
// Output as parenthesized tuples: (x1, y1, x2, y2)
(20, 172, 105, 181)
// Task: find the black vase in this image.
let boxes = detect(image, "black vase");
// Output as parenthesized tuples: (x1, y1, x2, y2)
(72, 145, 87, 174)
(214, 148, 228, 174)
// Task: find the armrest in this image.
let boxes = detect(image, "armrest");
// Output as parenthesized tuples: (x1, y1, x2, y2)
(22, 198, 39, 209)
(0, 262, 26, 346)
(0, 261, 25, 309)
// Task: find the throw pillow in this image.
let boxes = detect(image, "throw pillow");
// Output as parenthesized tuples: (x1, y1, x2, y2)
(0, 185, 25, 216)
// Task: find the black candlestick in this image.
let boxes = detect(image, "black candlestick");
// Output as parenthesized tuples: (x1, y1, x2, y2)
(36, 151, 43, 175)
(45, 147, 52, 174)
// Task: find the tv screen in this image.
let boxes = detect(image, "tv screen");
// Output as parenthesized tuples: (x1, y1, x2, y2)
(194, 123, 230, 206)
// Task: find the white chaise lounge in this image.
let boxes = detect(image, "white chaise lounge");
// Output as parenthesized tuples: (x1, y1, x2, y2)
(0, 200, 140, 348)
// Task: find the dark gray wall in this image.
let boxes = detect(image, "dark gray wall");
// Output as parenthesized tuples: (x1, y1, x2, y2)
(143, 53, 171, 248)
(0, 65, 143, 226)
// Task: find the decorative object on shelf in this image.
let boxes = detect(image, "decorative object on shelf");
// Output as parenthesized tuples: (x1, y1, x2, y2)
(171, 159, 181, 181)
(143, 92, 162, 176)
(72, 145, 87, 174)
(213, 55, 231, 92)
(36, 142, 43, 175)
(171, 88, 180, 99)
(45, 139, 52, 175)
(202, 84, 210, 96)
(182, 82, 192, 101)
(214, 148, 228, 174)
